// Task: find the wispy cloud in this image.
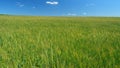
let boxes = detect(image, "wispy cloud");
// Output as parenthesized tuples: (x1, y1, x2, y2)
(16, 2, 24, 7)
(16, 2, 20, 5)
(32, 6, 36, 9)
(86, 3, 95, 7)
(67, 13, 77, 16)
(83, 12, 87, 15)
(19, 5, 24, 7)
(46, 1, 59, 5)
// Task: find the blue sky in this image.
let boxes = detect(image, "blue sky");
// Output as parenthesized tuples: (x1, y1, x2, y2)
(0, 0, 120, 16)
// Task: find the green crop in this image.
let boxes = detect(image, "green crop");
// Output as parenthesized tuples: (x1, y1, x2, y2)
(0, 16, 120, 68)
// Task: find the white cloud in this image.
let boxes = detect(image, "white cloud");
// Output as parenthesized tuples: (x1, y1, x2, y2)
(16, 2, 24, 7)
(32, 6, 36, 9)
(86, 3, 95, 7)
(16, 2, 21, 5)
(19, 5, 24, 7)
(67, 13, 77, 16)
(83, 12, 87, 15)
(46, 1, 59, 5)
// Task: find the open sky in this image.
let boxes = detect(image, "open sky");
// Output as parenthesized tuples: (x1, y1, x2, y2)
(0, 0, 120, 16)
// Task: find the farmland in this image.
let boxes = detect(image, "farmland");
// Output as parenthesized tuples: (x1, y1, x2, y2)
(0, 16, 120, 68)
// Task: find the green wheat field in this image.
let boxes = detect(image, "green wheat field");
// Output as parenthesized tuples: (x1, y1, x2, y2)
(0, 15, 120, 68)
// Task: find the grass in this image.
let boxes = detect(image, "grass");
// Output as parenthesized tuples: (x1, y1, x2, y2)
(0, 16, 120, 68)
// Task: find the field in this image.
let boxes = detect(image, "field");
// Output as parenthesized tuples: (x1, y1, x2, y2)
(0, 16, 120, 68)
